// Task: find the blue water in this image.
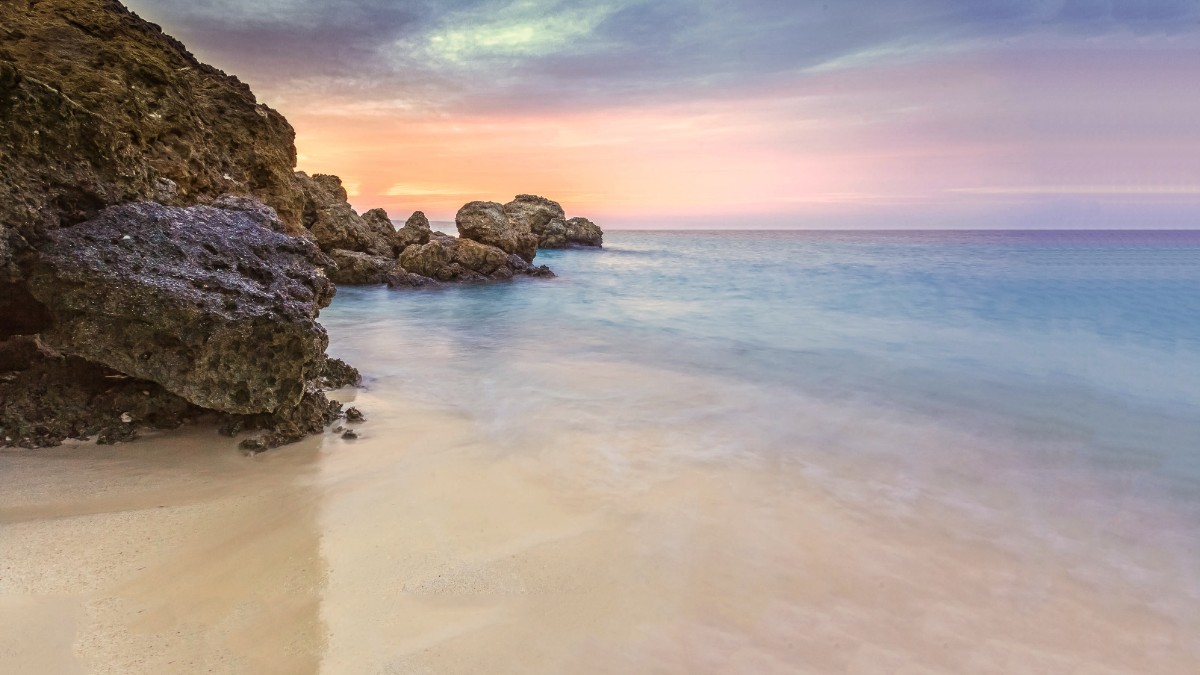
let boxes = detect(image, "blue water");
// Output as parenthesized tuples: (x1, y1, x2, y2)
(322, 230, 1200, 597)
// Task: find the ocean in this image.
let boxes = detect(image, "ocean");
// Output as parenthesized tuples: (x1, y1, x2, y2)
(317, 230, 1200, 666)
(5, 230, 1199, 672)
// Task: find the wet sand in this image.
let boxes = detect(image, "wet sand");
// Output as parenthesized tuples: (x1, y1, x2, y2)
(3, 375, 1199, 674)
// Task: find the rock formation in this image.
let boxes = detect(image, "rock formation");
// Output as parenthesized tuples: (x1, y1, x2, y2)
(0, 0, 591, 450)
(564, 217, 604, 247)
(503, 195, 604, 249)
(296, 173, 394, 257)
(399, 233, 551, 282)
(25, 202, 335, 414)
(0, 0, 307, 245)
(456, 201, 540, 262)
(0, 0, 352, 449)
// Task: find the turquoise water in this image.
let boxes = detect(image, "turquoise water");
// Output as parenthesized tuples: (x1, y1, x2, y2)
(322, 230, 1200, 604)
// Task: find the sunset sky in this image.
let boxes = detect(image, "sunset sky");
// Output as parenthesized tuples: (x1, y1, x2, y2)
(126, 0, 1200, 228)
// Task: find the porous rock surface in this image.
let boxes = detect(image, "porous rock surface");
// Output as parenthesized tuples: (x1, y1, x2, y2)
(0, 0, 307, 255)
(25, 202, 336, 415)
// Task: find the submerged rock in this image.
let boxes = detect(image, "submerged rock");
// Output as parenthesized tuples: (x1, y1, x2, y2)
(456, 201, 539, 263)
(24, 201, 335, 416)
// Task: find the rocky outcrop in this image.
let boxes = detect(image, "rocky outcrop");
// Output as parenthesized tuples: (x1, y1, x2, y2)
(296, 173, 394, 257)
(0, 0, 360, 450)
(25, 202, 335, 416)
(502, 195, 604, 248)
(504, 195, 566, 248)
(456, 201, 539, 263)
(0, 0, 306, 245)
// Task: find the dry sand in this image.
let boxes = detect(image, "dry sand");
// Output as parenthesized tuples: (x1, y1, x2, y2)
(3, 388, 1199, 674)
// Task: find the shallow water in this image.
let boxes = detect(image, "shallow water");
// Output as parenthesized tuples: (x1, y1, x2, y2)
(3, 230, 1200, 673)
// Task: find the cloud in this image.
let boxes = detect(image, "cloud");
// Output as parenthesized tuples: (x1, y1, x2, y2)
(125, 0, 1200, 115)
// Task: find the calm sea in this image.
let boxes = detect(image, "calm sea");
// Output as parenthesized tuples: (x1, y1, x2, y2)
(322, 230, 1200, 608)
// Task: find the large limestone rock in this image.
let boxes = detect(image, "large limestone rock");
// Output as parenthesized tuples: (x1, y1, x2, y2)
(25, 201, 335, 416)
(501, 195, 604, 249)
(504, 195, 566, 249)
(296, 173, 394, 257)
(0, 0, 306, 242)
(456, 201, 539, 263)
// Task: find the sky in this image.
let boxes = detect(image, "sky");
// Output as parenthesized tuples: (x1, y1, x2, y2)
(125, 0, 1200, 229)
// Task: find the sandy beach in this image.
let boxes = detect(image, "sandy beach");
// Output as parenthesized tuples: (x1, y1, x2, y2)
(4, 372, 1198, 674)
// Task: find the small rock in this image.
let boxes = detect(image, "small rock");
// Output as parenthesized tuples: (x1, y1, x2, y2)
(239, 437, 268, 455)
(119, 412, 133, 423)
(342, 430, 358, 440)
(345, 407, 365, 422)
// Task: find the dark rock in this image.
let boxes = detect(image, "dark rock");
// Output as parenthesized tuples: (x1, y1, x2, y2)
(342, 430, 358, 440)
(0, 1, 362, 451)
(345, 407, 365, 422)
(24, 201, 335, 415)
(0, 335, 50, 372)
(211, 194, 291, 233)
(239, 437, 268, 454)
(526, 265, 556, 278)
(456, 201, 539, 263)
(97, 424, 139, 445)
(386, 269, 440, 289)
(327, 249, 396, 285)
(219, 417, 245, 438)
(0, 354, 201, 449)
(296, 173, 393, 257)
(319, 357, 361, 389)
(228, 386, 342, 451)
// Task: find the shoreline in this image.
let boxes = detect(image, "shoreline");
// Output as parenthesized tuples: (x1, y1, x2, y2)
(4, 379, 1199, 673)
